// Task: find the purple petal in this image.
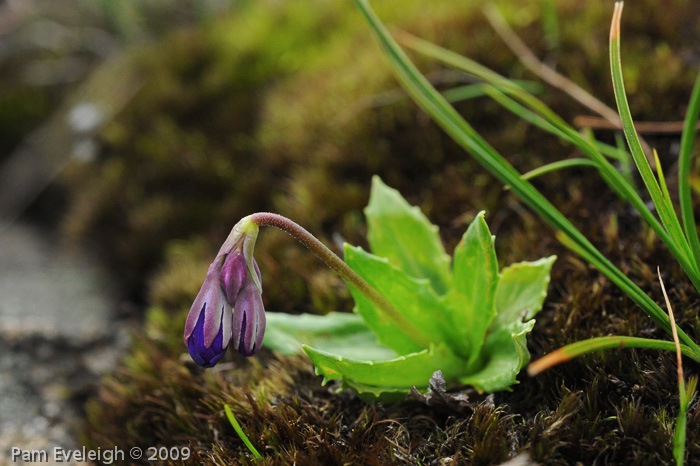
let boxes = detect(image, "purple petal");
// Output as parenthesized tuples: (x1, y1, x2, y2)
(221, 251, 248, 304)
(185, 257, 228, 347)
(232, 280, 266, 356)
(187, 308, 228, 367)
(203, 287, 227, 348)
(253, 258, 262, 287)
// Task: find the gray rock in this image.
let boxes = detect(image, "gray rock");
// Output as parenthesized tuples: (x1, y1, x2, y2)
(0, 223, 112, 343)
(0, 222, 128, 465)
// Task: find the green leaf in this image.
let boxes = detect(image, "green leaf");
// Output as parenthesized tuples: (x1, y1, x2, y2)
(493, 256, 556, 328)
(450, 212, 499, 363)
(459, 319, 533, 393)
(263, 312, 397, 360)
(609, 3, 699, 280)
(365, 176, 451, 294)
(678, 71, 700, 269)
(458, 256, 555, 392)
(345, 244, 455, 354)
(224, 405, 263, 459)
(303, 343, 462, 399)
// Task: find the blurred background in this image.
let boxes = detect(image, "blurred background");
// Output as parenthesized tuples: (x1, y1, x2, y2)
(1, 0, 699, 463)
(0, 0, 242, 459)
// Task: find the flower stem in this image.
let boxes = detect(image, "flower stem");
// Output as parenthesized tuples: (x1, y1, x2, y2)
(247, 212, 432, 349)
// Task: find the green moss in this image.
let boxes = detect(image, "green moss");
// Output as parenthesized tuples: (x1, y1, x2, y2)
(0, 87, 51, 157)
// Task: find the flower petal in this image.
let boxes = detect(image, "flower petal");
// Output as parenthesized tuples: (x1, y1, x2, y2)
(233, 279, 266, 356)
(187, 308, 228, 367)
(221, 251, 248, 304)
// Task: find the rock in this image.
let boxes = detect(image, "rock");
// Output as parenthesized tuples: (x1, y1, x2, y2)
(0, 222, 128, 465)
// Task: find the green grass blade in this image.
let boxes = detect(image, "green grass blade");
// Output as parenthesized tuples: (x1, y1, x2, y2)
(397, 31, 570, 130)
(541, 0, 560, 50)
(351, 0, 700, 353)
(614, 131, 636, 184)
(224, 404, 263, 460)
(482, 84, 630, 166)
(610, 2, 697, 275)
(520, 158, 597, 182)
(401, 33, 700, 289)
(660, 267, 689, 466)
(579, 127, 631, 164)
(442, 81, 543, 103)
(675, 395, 687, 466)
(675, 377, 697, 466)
(678, 72, 700, 269)
(654, 149, 676, 215)
(587, 131, 630, 163)
(527, 336, 700, 376)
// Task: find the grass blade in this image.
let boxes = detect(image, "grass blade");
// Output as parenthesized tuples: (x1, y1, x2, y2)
(676, 377, 697, 466)
(610, 2, 698, 275)
(678, 72, 700, 269)
(442, 81, 543, 103)
(400, 32, 700, 290)
(520, 158, 597, 182)
(659, 269, 688, 466)
(224, 404, 263, 460)
(527, 335, 700, 376)
(351, 0, 700, 352)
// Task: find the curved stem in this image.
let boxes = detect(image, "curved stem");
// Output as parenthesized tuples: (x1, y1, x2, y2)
(247, 212, 432, 349)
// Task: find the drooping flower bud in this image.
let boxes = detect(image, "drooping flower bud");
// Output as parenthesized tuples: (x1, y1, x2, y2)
(232, 278, 266, 357)
(184, 257, 232, 367)
(221, 251, 262, 305)
(185, 216, 268, 365)
(221, 251, 247, 304)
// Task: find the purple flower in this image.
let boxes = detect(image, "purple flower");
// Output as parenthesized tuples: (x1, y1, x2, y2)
(232, 278, 266, 357)
(221, 250, 261, 304)
(220, 249, 265, 356)
(184, 233, 268, 366)
(184, 257, 232, 367)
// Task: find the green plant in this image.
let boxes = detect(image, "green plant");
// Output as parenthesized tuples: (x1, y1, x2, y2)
(263, 176, 555, 399)
(224, 404, 263, 460)
(348, 0, 700, 459)
(186, 176, 554, 400)
(348, 0, 700, 362)
(348, 0, 700, 460)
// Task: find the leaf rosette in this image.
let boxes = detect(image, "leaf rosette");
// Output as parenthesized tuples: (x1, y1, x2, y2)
(265, 176, 555, 400)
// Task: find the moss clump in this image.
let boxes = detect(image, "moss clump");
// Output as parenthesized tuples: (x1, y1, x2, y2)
(84, 207, 700, 464)
(60, 0, 700, 314)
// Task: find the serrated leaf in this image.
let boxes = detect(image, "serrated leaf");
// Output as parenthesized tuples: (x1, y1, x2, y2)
(303, 343, 462, 399)
(459, 319, 534, 393)
(345, 244, 455, 354)
(493, 256, 556, 328)
(263, 312, 397, 360)
(365, 176, 451, 294)
(450, 211, 499, 363)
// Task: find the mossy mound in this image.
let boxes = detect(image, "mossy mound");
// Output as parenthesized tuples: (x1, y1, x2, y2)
(83, 197, 700, 464)
(59, 0, 700, 311)
(62, 0, 700, 463)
